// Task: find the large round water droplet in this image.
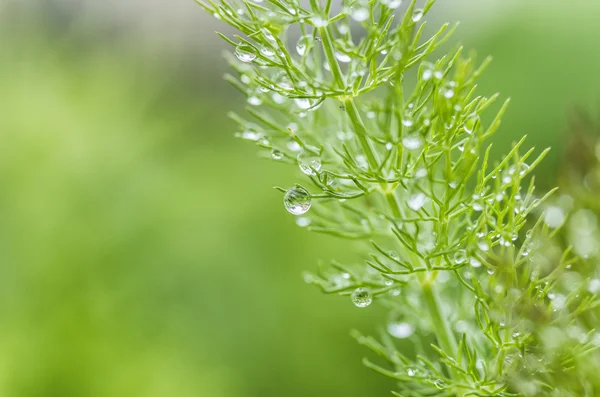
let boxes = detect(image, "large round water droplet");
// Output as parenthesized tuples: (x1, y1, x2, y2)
(284, 186, 311, 215)
(351, 288, 372, 308)
(235, 43, 257, 63)
(297, 150, 322, 176)
(464, 114, 479, 134)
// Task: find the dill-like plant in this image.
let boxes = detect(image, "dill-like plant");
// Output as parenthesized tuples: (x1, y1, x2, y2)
(196, 0, 600, 395)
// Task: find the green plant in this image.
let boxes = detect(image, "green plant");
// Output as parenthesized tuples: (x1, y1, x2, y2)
(196, 0, 600, 395)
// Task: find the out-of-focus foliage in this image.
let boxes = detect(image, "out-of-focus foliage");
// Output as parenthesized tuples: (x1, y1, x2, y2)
(0, 7, 390, 397)
(0, 1, 599, 397)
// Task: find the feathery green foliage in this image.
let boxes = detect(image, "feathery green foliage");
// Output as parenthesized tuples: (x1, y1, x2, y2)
(197, 0, 600, 395)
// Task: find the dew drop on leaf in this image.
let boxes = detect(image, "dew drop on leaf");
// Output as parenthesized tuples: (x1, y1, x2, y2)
(454, 250, 467, 264)
(544, 206, 565, 228)
(310, 16, 328, 27)
(235, 43, 257, 63)
(271, 149, 283, 160)
(412, 9, 424, 22)
(407, 193, 426, 211)
(296, 35, 310, 56)
(284, 186, 311, 215)
(351, 8, 369, 22)
(470, 257, 482, 268)
(294, 98, 312, 110)
(247, 96, 262, 106)
(464, 114, 479, 134)
(295, 217, 311, 227)
(387, 322, 414, 339)
(351, 288, 372, 308)
(402, 136, 423, 150)
(382, 0, 402, 9)
(297, 150, 322, 176)
(335, 52, 351, 63)
(434, 379, 445, 389)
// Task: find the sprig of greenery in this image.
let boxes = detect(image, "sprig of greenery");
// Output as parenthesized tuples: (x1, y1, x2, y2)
(197, 0, 600, 395)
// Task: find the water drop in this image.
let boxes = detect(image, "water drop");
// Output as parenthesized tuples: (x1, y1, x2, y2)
(448, 181, 458, 189)
(478, 241, 490, 252)
(464, 114, 479, 134)
(296, 217, 311, 227)
(444, 88, 455, 99)
(297, 150, 322, 176)
(272, 93, 286, 104)
(310, 16, 328, 27)
(408, 193, 427, 211)
(402, 118, 414, 127)
(287, 141, 301, 152)
(544, 206, 565, 228)
(241, 131, 261, 141)
(351, 7, 369, 22)
(271, 149, 283, 160)
(335, 52, 351, 63)
(551, 294, 567, 311)
(235, 43, 257, 63)
(415, 168, 428, 178)
(402, 136, 423, 150)
(366, 111, 376, 119)
(588, 279, 600, 294)
(385, 142, 394, 151)
(422, 69, 433, 81)
(387, 322, 414, 339)
(247, 96, 262, 106)
(472, 202, 483, 212)
(389, 288, 401, 296)
(296, 35, 310, 56)
(407, 368, 416, 377)
(434, 379, 445, 389)
(294, 98, 312, 110)
(382, 0, 402, 9)
(351, 288, 372, 308)
(454, 249, 467, 264)
(412, 9, 424, 22)
(470, 257, 482, 268)
(355, 155, 368, 169)
(260, 46, 275, 57)
(384, 279, 394, 286)
(331, 23, 346, 36)
(283, 186, 311, 215)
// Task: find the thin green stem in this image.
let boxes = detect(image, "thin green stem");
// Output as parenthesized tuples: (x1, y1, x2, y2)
(345, 100, 380, 170)
(318, 26, 380, 171)
(421, 277, 460, 383)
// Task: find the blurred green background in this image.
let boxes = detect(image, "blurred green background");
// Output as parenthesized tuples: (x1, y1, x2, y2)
(1, 0, 599, 396)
